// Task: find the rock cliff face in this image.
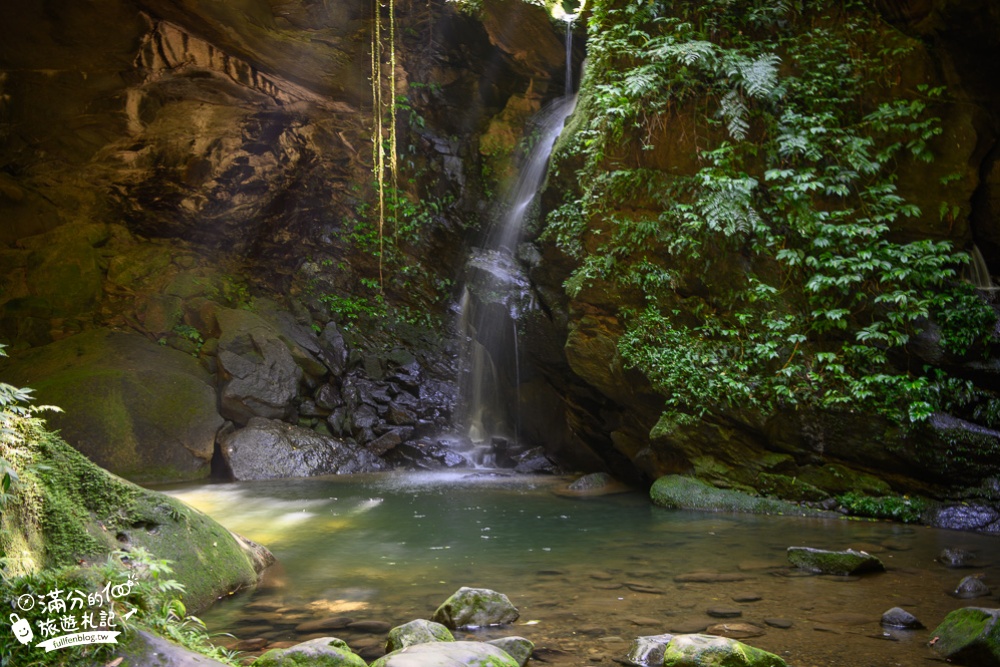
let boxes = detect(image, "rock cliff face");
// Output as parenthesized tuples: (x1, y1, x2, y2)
(526, 0, 1000, 520)
(0, 0, 572, 481)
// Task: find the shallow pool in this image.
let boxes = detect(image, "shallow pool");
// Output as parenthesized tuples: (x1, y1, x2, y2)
(164, 472, 1000, 666)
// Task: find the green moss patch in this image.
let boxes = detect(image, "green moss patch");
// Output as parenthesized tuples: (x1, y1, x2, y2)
(650, 475, 836, 517)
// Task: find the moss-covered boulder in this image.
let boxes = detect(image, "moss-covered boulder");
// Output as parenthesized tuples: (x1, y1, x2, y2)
(485, 637, 533, 667)
(385, 619, 455, 652)
(0, 328, 223, 482)
(432, 587, 520, 630)
(786, 547, 885, 576)
(371, 640, 520, 667)
(661, 634, 786, 667)
(650, 475, 835, 517)
(255, 637, 367, 667)
(930, 607, 1000, 666)
(0, 431, 268, 612)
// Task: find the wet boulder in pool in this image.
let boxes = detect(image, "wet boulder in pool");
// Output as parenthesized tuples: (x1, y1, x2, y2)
(881, 607, 924, 629)
(432, 587, 519, 629)
(385, 619, 455, 652)
(786, 546, 885, 575)
(255, 637, 367, 667)
(930, 607, 1000, 666)
(954, 574, 992, 599)
(938, 547, 977, 568)
(662, 634, 786, 667)
(624, 633, 675, 666)
(486, 637, 534, 667)
(370, 640, 520, 667)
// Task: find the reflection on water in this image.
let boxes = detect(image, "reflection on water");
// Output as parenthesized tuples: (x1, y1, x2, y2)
(164, 472, 1000, 666)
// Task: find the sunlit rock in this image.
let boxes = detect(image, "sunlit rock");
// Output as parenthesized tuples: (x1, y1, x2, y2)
(371, 640, 519, 667)
(432, 587, 519, 629)
(255, 637, 367, 667)
(385, 619, 454, 652)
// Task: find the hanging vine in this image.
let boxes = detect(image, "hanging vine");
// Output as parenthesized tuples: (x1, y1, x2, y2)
(371, 0, 399, 288)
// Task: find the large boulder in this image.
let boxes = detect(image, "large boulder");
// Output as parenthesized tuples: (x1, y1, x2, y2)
(385, 619, 455, 652)
(255, 637, 367, 667)
(662, 634, 787, 667)
(625, 633, 675, 667)
(786, 547, 885, 576)
(0, 432, 268, 612)
(930, 607, 1000, 666)
(371, 640, 520, 667)
(432, 587, 520, 630)
(216, 308, 304, 424)
(220, 417, 386, 480)
(0, 328, 223, 482)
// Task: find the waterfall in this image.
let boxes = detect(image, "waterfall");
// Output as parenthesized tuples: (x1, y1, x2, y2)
(455, 96, 576, 454)
(969, 244, 997, 290)
(564, 17, 574, 96)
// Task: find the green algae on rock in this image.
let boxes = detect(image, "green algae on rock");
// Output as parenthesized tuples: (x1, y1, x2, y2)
(432, 587, 520, 630)
(662, 634, 786, 667)
(1, 430, 268, 612)
(786, 547, 886, 576)
(650, 475, 836, 517)
(255, 637, 367, 667)
(385, 619, 455, 652)
(930, 607, 1000, 666)
(371, 640, 520, 667)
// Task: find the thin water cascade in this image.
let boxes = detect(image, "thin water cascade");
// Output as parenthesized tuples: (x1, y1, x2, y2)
(564, 17, 574, 96)
(455, 96, 576, 458)
(969, 244, 997, 290)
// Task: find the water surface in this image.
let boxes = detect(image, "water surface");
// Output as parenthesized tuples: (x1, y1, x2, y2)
(165, 472, 1000, 666)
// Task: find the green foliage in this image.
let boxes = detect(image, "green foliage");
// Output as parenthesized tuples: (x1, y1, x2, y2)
(0, 548, 240, 666)
(836, 491, 927, 523)
(547, 0, 998, 425)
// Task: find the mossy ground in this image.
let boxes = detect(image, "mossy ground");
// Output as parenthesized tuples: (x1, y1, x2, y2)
(650, 475, 836, 517)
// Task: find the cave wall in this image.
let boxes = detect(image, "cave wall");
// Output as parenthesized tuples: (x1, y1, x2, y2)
(0, 0, 575, 481)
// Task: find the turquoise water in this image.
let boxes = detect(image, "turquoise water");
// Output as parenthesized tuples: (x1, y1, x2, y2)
(165, 472, 1000, 666)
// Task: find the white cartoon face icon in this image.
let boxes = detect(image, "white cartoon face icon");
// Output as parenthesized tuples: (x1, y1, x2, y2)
(10, 613, 34, 645)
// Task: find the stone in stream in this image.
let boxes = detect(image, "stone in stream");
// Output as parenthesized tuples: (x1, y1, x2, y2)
(674, 571, 747, 583)
(930, 607, 1000, 666)
(938, 547, 977, 568)
(254, 636, 367, 667)
(370, 640, 520, 667)
(385, 619, 455, 652)
(707, 608, 743, 619)
(486, 637, 534, 667)
(954, 574, 992, 599)
(662, 634, 786, 667)
(786, 546, 885, 575)
(432, 587, 519, 629)
(881, 607, 924, 629)
(624, 633, 675, 667)
(764, 618, 793, 629)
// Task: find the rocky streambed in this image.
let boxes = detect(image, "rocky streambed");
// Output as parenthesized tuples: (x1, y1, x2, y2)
(164, 472, 1000, 667)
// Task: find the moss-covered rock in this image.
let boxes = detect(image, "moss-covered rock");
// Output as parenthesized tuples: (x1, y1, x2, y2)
(930, 607, 1000, 666)
(385, 619, 455, 652)
(432, 587, 520, 630)
(650, 475, 836, 517)
(786, 547, 885, 576)
(0, 328, 223, 482)
(662, 634, 786, 667)
(371, 640, 520, 667)
(1, 431, 267, 612)
(255, 637, 367, 667)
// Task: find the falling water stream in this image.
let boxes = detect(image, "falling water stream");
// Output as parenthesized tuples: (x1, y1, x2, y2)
(455, 96, 576, 452)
